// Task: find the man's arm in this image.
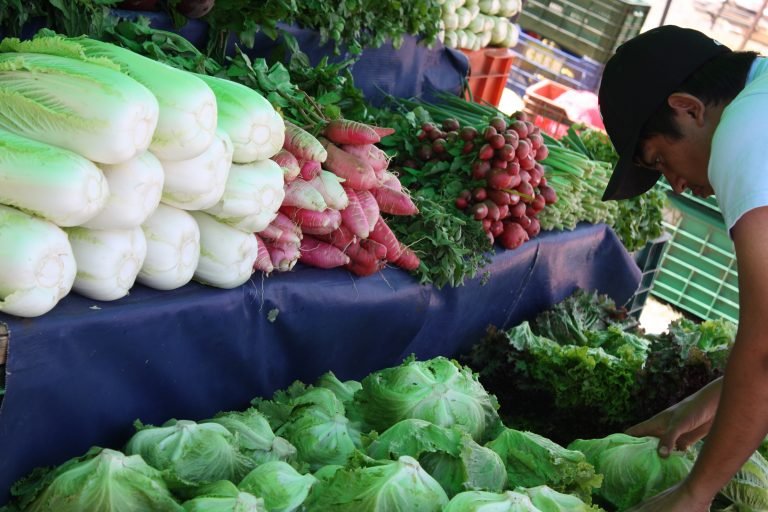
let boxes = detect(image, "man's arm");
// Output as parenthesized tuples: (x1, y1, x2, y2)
(684, 204, 768, 502)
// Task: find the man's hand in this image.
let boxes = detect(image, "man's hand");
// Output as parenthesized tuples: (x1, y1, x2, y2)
(626, 481, 711, 512)
(626, 377, 722, 456)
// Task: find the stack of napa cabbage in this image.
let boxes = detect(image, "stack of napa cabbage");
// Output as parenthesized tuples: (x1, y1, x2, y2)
(0, 35, 285, 317)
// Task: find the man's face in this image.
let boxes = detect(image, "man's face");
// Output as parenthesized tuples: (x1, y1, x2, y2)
(636, 133, 714, 197)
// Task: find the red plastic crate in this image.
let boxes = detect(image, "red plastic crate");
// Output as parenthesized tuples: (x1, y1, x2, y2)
(461, 48, 516, 107)
(522, 79, 574, 138)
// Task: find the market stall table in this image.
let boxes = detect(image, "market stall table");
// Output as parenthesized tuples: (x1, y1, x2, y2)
(0, 223, 641, 503)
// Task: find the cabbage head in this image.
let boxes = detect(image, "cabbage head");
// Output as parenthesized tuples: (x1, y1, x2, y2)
(303, 455, 449, 511)
(315, 371, 362, 405)
(486, 428, 601, 502)
(720, 449, 768, 511)
(274, 387, 362, 471)
(365, 417, 506, 497)
(11, 447, 182, 512)
(124, 419, 252, 493)
(182, 480, 266, 512)
(568, 433, 693, 510)
(238, 461, 317, 512)
(203, 408, 297, 466)
(521, 485, 601, 511)
(444, 490, 541, 511)
(353, 356, 502, 442)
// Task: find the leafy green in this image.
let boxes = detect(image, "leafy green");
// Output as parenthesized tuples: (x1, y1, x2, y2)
(486, 428, 602, 503)
(444, 490, 542, 511)
(522, 485, 602, 511)
(238, 461, 317, 512)
(352, 356, 503, 443)
(181, 481, 266, 512)
(9, 447, 183, 512)
(0, 0, 118, 40)
(568, 434, 694, 510)
(303, 455, 449, 511)
(720, 450, 768, 511)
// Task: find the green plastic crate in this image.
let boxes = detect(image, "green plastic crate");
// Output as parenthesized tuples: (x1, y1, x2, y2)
(626, 232, 671, 320)
(519, 0, 650, 63)
(651, 195, 739, 324)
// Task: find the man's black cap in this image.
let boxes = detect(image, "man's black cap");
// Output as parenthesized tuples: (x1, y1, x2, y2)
(599, 25, 732, 200)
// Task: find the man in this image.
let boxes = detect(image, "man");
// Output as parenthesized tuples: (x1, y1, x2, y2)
(598, 25, 767, 511)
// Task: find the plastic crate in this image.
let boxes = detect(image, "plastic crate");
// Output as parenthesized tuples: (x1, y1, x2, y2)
(522, 79, 574, 138)
(518, 0, 650, 63)
(651, 195, 739, 324)
(461, 48, 516, 107)
(625, 232, 671, 320)
(507, 31, 605, 96)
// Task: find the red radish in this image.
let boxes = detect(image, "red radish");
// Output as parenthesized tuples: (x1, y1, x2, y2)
(529, 132, 543, 150)
(263, 239, 301, 272)
(489, 133, 505, 149)
(472, 160, 490, 180)
(361, 238, 387, 260)
(455, 197, 468, 210)
(371, 186, 419, 216)
(526, 217, 541, 238)
(380, 171, 403, 192)
(490, 220, 504, 237)
(517, 181, 535, 198)
(371, 125, 395, 138)
(478, 144, 494, 160)
(283, 178, 328, 211)
(369, 216, 403, 261)
(284, 122, 327, 163)
(517, 215, 532, 229)
(483, 200, 501, 221)
(531, 194, 546, 213)
(498, 221, 529, 250)
(472, 187, 487, 202)
(356, 189, 380, 231)
(490, 117, 507, 132)
(324, 119, 381, 145)
(509, 202, 526, 218)
(300, 236, 350, 268)
(341, 187, 370, 238)
(317, 225, 357, 251)
(470, 202, 488, 220)
(322, 141, 379, 190)
(272, 149, 301, 182)
(253, 234, 274, 273)
(345, 258, 384, 277)
(497, 144, 516, 161)
(299, 159, 322, 181)
(484, 126, 497, 140)
(519, 170, 531, 183)
(482, 218, 492, 231)
(280, 206, 342, 235)
(487, 168, 514, 190)
(535, 145, 549, 161)
(270, 212, 303, 242)
(519, 154, 535, 171)
(516, 139, 531, 160)
(506, 174, 522, 190)
(345, 239, 384, 267)
(492, 158, 508, 169)
(511, 121, 528, 139)
(488, 189, 512, 205)
(498, 204, 509, 219)
(507, 161, 521, 175)
(462, 141, 475, 154)
(460, 126, 477, 141)
(539, 184, 558, 204)
(394, 244, 420, 271)
(528, 167, 542, 188)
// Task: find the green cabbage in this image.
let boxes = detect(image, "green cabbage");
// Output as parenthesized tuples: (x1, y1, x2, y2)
(353, 356, 502, 442)
(203, 408, 297, 466)
(124, 419, 252, 493)
(238, 461, 317, 512)
(10, 447, 182, 512)
(444, 490, 540, 511)
(304, 455, 449, 511)
(182, 481, 266, 512)
(486, 428, 601, 502)
(568, 433, 693, 510)
(365, 418, 506, 497)
(274, 388, 362, 471)
(521, 485, 600, 511)
(315, 371, 362, 406)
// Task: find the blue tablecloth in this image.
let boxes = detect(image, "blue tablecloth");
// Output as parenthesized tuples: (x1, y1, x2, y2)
(0, 223, 640, 502)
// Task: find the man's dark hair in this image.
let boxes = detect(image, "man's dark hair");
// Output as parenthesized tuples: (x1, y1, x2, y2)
(637, 51, 759, 146)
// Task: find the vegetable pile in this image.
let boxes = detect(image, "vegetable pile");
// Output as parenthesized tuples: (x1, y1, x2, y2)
(440, 0, 522, 50)
(3, 354, 766, 512)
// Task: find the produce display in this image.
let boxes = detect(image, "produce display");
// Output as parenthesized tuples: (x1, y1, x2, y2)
(439, 0, 521, 50)
(1, 354, 763, 512)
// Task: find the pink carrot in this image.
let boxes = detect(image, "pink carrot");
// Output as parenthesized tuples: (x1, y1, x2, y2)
(283, 178, 327, 211)
(369, 216, 403, 262)
(361, 238, 387, 261)
(394, 244, 421, 271)
(299, 159, 322, 181)
(299, 236, 350, 269)
(267, 212, 303, 244)
(271, 149, 301, 182)
(340, 187, 370, 239)
(345, 258, 385, 277)
(371, 186, 419, 216)
(323, 119, 381, 145)
(253, 234, 275, 273)
(340, 144, 389, 177)
(263, 239, 301, 272)
(321, 140, 380, 191)
(344, 239, 382, 267)
(371, 125, 395, 138)
(355, 189, 380, 232)
(316, 225, 357, 251)
(380, 171, 403, 192)
(280, 206, 341, 236)
(284, 122, 327, 163)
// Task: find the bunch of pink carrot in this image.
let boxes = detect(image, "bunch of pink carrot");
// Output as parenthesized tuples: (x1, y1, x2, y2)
(253, 119, 420, 277)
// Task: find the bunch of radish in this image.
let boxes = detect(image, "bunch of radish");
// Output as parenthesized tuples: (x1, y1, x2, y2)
(411, 116, 558, 250)
(262, 119, 421, 276)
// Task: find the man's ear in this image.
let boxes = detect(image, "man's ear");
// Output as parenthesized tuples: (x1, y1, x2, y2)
(667, 93, 706, 125)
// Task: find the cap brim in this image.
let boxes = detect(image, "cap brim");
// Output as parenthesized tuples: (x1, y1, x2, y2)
(601, 152, 662, 200)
